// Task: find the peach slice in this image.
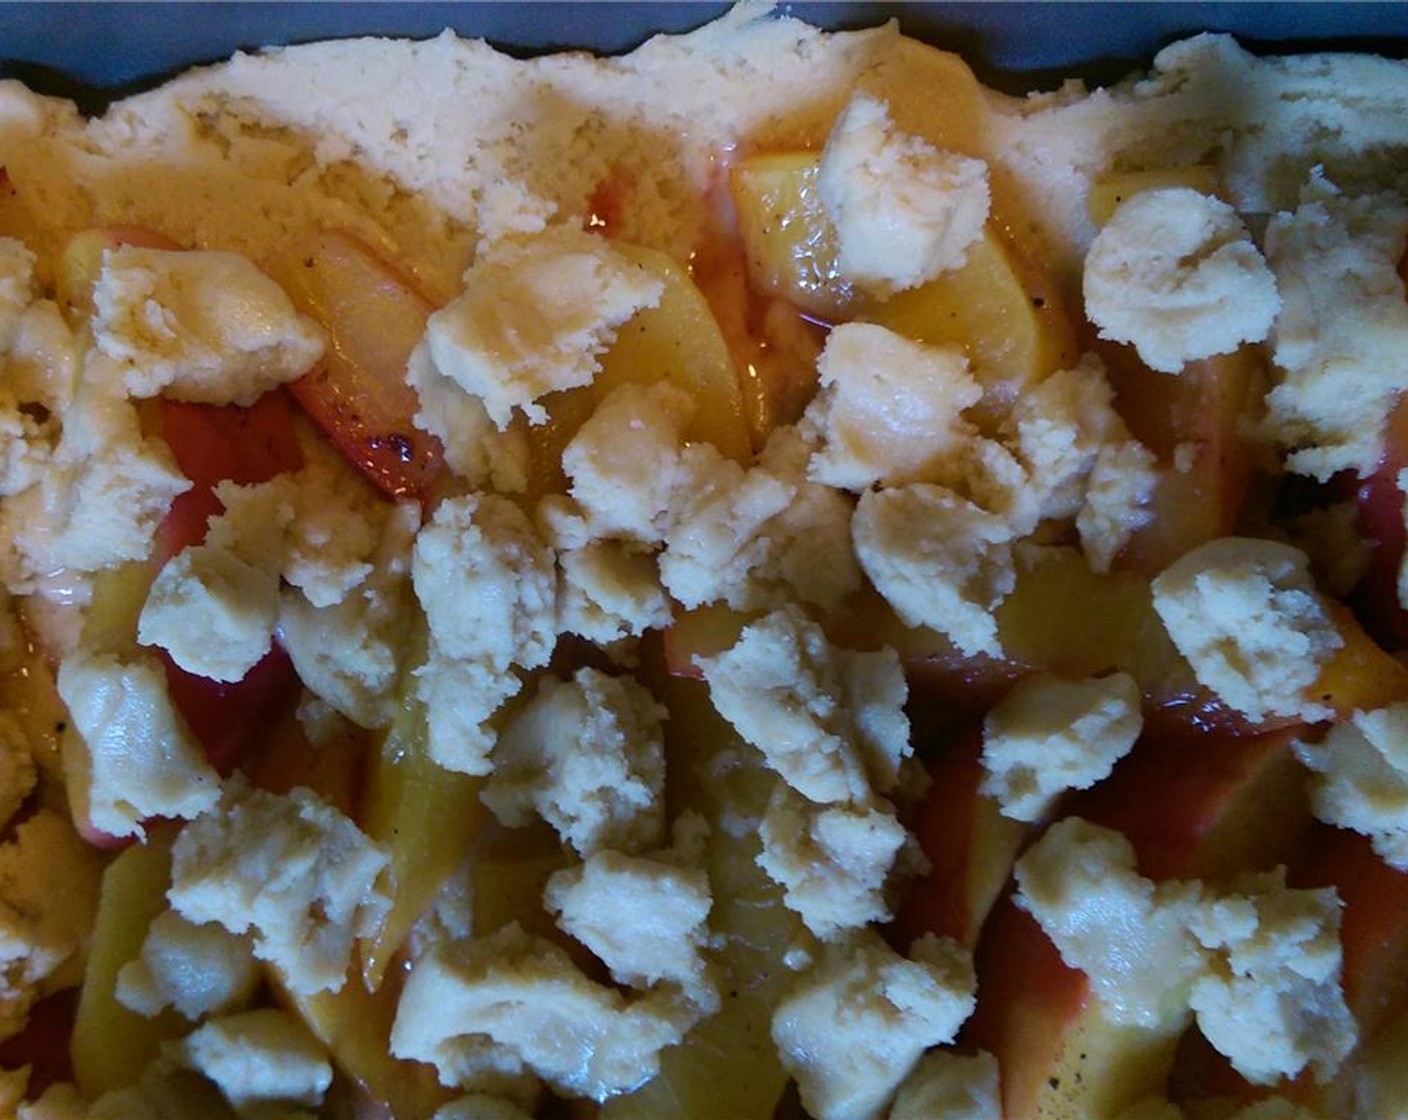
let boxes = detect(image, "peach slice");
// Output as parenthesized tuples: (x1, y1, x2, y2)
(154, 389, 305, 563)
(1086, 166, 1222, 227)
(55, 226, 181, 325)
(272, 971, 448, 1120)
(359, 692, 487, 990)
(891, 726, 1026, 950)
(1107, 345, 1265, 575)
(524, 242, 752, 499)
(70, 828, 186, 1097)
(728, 152, 856, 322)
(1350, 390, 1408, 648)
(263, 230, 444, 502)
(863, 223, 1078, 429)
(967, 727, 1314, 1119)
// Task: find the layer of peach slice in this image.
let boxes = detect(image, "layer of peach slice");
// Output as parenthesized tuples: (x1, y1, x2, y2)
(891, 726, 1025, 951)
(69, 827, 186, 1098)
(1350, 390, 1408, 649)
(602, 665, 804, 1120)
(523, 241, 752, 499)
(271, 969, 449, 1120)
(262, 229, 444, 502)
(1105, 344, 1265, 576)
(55, 225, 182, 325)
(1169, 825, 1408, 1114)
(964, 728, 1313, 1120)
(358, 687, 487, 990)
(862, 222, 1078, 430)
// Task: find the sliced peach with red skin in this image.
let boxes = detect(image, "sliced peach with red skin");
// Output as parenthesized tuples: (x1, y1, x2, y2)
(1170, 824, 1408, 1113)
(154, 388, 305, 563)
(1350, 390, 1408, 649)
(263, 229, 444, 502)
(965, 727, 1315, 1120)
(891, 725, 1025, 951)
(1105, 344, 1265, 576)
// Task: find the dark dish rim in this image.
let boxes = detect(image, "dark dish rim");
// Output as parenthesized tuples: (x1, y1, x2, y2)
(1, 3, 1407, 117)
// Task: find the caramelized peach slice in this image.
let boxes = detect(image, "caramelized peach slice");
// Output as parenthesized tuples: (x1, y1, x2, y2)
(263, 230, 444, 501)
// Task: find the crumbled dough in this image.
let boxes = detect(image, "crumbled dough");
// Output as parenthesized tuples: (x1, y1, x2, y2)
(771, 929, 977, 1120)
(1295, 702, 1408, 870)
(168, 780, 390, 995)
(116, 908, 260, 1021)
(0, 239, 36, 353)
(757, 785, 907, 940)
(544, 820, 715, 1000)
(553, 380, 695, 547)
(660, 430, 860, 614)
(1077, 438, 1158, 573)
(414, 655, 523, 777)
(483, 668, 667, 857)
(55, 649, 221, 839)
(92, 247, 324, 406)
(1007, 355, 1126, 523)
(889, 1050, 1001, 1120)
(805, 324, 981, 492)
(697, 605, 910, 803)
(1151, 537, 1342, 723)
(1263, 177, 1408, 480)
(980, 672, 1143, 822)
(817, 94, 989, 298)
(421, 230, 664, 429)
(1186, 869, 1356, 1085)
(390, 922, 700, 1102)
(406, 340, 529, 492)
(279, 499, 418, 730)
(852, 484, 1015, 659)
(658, 446, 794, 606)
(0, 712, 36, 831)
(177, 1008, 333, 1117)
(1083, 188, 1279, 373)
(139, 545, 279, 683)
(555, 540, 671, 648)
(0, 368, 190, 591)
(412, 493, 556, 671)
(1014, 817, 1207, 1027)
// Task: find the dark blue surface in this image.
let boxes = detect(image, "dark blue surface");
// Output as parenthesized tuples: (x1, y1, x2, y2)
(1, 3, 1407, 110)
